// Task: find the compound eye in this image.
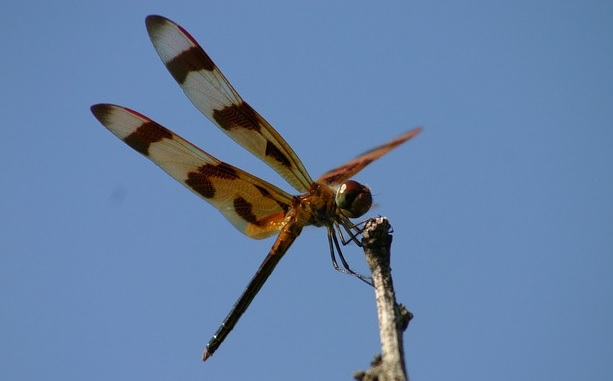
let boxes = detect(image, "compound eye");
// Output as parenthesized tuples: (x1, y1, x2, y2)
(335, 180, 372, 218)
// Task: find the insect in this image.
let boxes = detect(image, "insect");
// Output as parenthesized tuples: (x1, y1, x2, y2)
(91, 15, 421, 361)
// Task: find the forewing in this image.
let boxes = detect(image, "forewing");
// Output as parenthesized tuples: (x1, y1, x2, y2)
(317, 128, 422, 185)
(91, 104, 294, 239)
(145, 15, 313, 192)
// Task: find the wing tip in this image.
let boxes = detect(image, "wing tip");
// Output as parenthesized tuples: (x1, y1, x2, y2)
(91, 104, 154, 126)
(406, 126, 423, 138)
(145, 14, 169, 32)
(391, 126, 423, 146)
(90, 103, 114, 122)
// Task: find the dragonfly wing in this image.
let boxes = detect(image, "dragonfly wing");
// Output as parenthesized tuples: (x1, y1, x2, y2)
(317, 127, 422, 185)
(91, 103, 295, 239)
(145, 15, 313, 192)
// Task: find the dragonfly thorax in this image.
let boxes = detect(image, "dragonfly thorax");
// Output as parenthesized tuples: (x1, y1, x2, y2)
(293, 183, 338, 228)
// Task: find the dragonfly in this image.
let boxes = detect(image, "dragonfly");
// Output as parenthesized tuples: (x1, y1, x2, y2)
(91, 15, 421, 361)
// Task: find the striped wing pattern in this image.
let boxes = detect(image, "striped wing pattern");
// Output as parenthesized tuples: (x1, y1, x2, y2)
(317, 127, 423, 185)
(91, 104, 294, 239)
(145, 15, 313, 193)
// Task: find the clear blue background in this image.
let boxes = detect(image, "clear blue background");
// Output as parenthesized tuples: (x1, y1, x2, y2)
(2, 1, 612, 380)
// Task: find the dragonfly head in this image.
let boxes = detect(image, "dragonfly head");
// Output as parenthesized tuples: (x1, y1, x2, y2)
(335, 180, 372, 219)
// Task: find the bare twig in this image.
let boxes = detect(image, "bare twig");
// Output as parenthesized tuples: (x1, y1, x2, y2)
(354, 217, 412, 381)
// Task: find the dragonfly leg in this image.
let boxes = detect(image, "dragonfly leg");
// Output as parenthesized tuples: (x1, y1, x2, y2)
(327, 226, 372, 286)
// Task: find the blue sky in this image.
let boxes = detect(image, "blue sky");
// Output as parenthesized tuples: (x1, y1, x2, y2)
(2, 1, 612, 380)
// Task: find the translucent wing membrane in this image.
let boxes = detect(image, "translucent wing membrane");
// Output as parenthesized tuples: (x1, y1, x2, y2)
(91, 104, 294, 239)
(145, 15, 313, 192)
